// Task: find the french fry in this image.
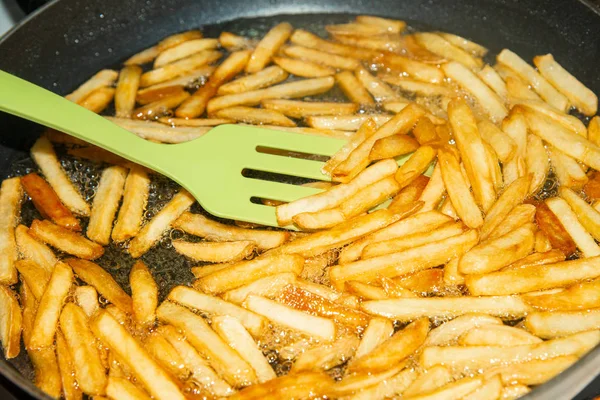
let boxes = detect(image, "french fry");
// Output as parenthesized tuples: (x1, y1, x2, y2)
(323, 119, 378, 176)
(15, 225, 57, 274)
(387, 175, 429, 214)
(158, 117, 232, 127)
(124, 45, 159, 65)
(144, 332, 190, 380)
(506, 75, 543, 103)
(31, 136, 90, 216)
(523, 277, 600, 311)
(330, 229, 478, 289)
(369, 135, 421, 162)
(207, 76, 335, 113)
(222, 273, 296, 304)
(477, 64, 508, 100)
(347, 368, 417, 400)
(16, 260, 50, 300)
(29, 346, 62, 399)
(403, 365, 453, 398)
(585, 171, 600, 201)
(156, 301, 257, 386)
(129, 189, 194, 258)
(459, 324, 542, 346)
(355, 66, 404, 102)
(44, 129, 88, 146)
(246, 22, 293, 73)
(504, 249, 566, 271)
(60, 303, 107, 395)
(77, 87, 115, 113)
(486, 203, 536, 241)
(154, 38, 219, 67)
(326, 22, 396, 37)
(349, 318, 428, 373)
(29, 219, 104, 260)
(67, 258, 132, 313)
(395, 146, 436, 188)
(68, 146, 130, 167)
(526, 309, 600, 339)
(214, 106, 296, 126)
(560, 187, 600, 242)
(115, 65, 142, 118)
(219, 66, 288, 94)
(535, 230, 553, 253)
(243, 294, 335, 341)
(354, 317, 394, 358)
(437, 147, 483, 228)
(55, 331, 82, 400)
(379, 75, 453, 97)
(497, 49, 569, 110)
(478, 120, 516, 163)
(136, 65, 214, 94)
(292, 335, 358, 372)
(408, 377, 483, 400)
(228, 371, 332, 400)
(66, 69, 118, 102)
(424, 313, 502, 346)
(589, 116, 600, 146)
(549, 145, 589, 188)
(355, 15, 406, 33)
(394, 268, 444, 295)
(345, 281, 390, 300)
(307, 114, 392, 131)
(0, 178, 21, 284)
(327, 364, 408, 397)
(363, 296, 529, 322)
(466, 256, 600, 295)
(376, 53, 445, 83)
(331, 72, 374, 108)
(0, 285, 21, 359)
(74, 286, 99, 317)
(533, 54, 597, 115)
(524, 134, 549, 194)
(272, 56, 335, 78)
(415, 32, 482, 69)
(546, 197, 600, 257)
(133, 89, 191, 119)
(290, 29, 379, 60)
(284, 45, 361, 71)
(139, 50, 222, 87)
(485, 356, 577, 386)
(262, 99, 357, 118)
(28, 261, 73, 349)
(212, 315, 276, 382)
(219, 31, 255, 51)
(87, 166, 127, 245)
(517, 99, 587, 137)
(112, 166, 150, 242)
(176, 50, 252, 118)
(436, 32, 487, 56)
(130, 261, 158, 328)
(536, 200, 577, 255)
(91, 310, 186, 400)
(106, 377, 151, 400)
(157, 30, 203, 52)
(173, 240, 256, 263)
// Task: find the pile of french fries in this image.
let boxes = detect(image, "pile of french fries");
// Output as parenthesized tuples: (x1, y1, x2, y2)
(1, 13, 600, 400)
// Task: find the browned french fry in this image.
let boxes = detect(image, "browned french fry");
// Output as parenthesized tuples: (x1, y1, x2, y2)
(124, 45, 159, 65)
(415, 33, 482, 69)
(246, 22, 293, 73)
(66, 69, 118, 102)
(487, 203, 536, 241)
(31, 136, 90, 216)
(87, 166, 127, 245)
(485, 356, 577, 386)
(154, 38, 219, 67)
(369, 134, 420, 161)
(498, 49, 569, 110)
(29, 219, 104, 260)
(466, 256, 600, 295)
(28, 262, 73, 349)
(74, 286, 99, 317)
(228, 371, 332, 400)
(0, 285, 21, 359)
(91, 310, 186, 400)
(586, 171, 600, 201)
(219, 66, 288, 95)
(387, 175, 429, 214)
(477, 64, 508, 100)
(60, 303, 107, 395)
(77, 87, 115, 113)
(219, 31, 255, 51)
(424, 313, 503, 346)
(335, 71, 375, 106)
(535, 200, 577, 256)
(111, 166, 150, 242)
(16, 260, 50, 300)
(139, 50, 222, 87)
(546, 197, 600, 257)
(534, 54, 597, 115)
(129, 261, 158, 328)
(330, 229, 478, 290)
(67, 258, 132, 313)
(55, 331, 82, 400)
(290, 29, 379, 60)
(133, 89, 190, 119)
(306, 114, 391, 131)
(395, 146, 436, 188)
(272, 56, 335, 78)
(459, 324, 542, 346)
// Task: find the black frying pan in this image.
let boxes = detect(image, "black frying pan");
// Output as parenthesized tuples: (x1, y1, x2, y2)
(1, 0, 600, 399)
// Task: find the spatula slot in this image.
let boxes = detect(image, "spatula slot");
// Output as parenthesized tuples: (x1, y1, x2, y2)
(255, 146, 329, 163)
(241, 168, 318, 186)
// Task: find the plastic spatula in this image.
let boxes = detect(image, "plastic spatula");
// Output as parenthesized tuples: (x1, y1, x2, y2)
(0, 70, 413, 227)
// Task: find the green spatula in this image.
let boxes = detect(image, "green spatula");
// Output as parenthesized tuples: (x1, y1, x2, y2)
(0, 70, 414, 227)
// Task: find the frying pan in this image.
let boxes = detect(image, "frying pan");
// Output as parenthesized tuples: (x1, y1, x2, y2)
(1, 0, 600, 399)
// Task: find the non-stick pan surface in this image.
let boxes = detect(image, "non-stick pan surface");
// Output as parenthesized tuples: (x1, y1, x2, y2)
(1, 0, 600, 399)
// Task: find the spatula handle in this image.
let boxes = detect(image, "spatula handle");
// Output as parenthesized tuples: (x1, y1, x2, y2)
(0, 70, 160, 167)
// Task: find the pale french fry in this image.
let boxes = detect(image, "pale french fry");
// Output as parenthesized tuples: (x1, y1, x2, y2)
(106, 377, 151, 400)
(487, 204, 536, 241)
(67, 258, 132, 313)
(284, 45, 361, 71)
(243, 294, 335, 341)
(157, 30, 203, 52)
(395, 146, 436, 188)
(262, 99, 357, 118)
(517, 99, 587, 137)
(459, 324, 542, 347)
(422, 330, 600, 372)
(222, 273, 296, 304)
(290, 29, 379, 60)
(129, 189, 194, 258)
(0, 177, 20, 283)
(29, 219, 104, 260)
(246, 22, 293, 73)
(29, 346, 62, 399)
(15, 225, 57, 273)
(66, 69, 118, 102)
(115, 65, 143, 117)
(77, 87, 115, 113)
(139, 50, 222, 87)
(87, 166, 127, 245)
(348, 368, 416, 400)
(144, 332, 191, 380)
(403, 365, 453, 397)
(560, 187, 600, 242)
(330, 229, 478, 289)
(534, 54, 597, 115)
(349, 318, 429, 372)
(526, 310, 600, 339)
(437, 147, 483, 228)
(212, 315, 276, 382)
(326, 22, 396, 36)
(502, 110, 528, 185)
(219, 31, 255, 51)
(354, 317, 394, 358)
(133, 89, 190, 119)
(425, 314, 503, 347)
(228, 371, 332, 400)
(355, 15, 406, 32)
(44, 129, 88, 146)
(376, 53, 445, 83)
(339, 210, 452, 264)
(157, 301, 257, 386)
(28, 262, 73, 349)
(335, 71, 375, 106)
(272, 56, 335, 78)
(16, 260, 50, 300)
(387, 175, 429, 214)
(485, 356, 577, 386)
(129, 261, 158, 328)
(415, 32, 482, 69)
(136, 66, 215, 94)
(498, 49, 569, 110)
(124, 45, 159, 65)
(55, 331, 82, 400)
(31, 137, 90, 216)
(405, 377, 483, 400)
(60, 303, 107, 395)
(477, 64, 508, 100)
(355, 66, 404, 102)
(379, 75, 453, 97)
(207, 76, 335, 113)
(525, 134, 549, 194)
(91, 311, 186, 400)
(219, 66, 288, 95)
(323, 119, 378, 175)
(506, 75, 543, 103)
(363, 296, 529, 322)
(214, 106, 295, 126)
(0, 285, 21, 359)
(466, 256, 600, 295)
(345, 281, 389, 300)
(307, 114, 391, 131)
(74, 286, 99, 317)
(478, 120, 516, 163)
(546, 197, 600, 257)
(154, 38, 219, 67)
(112, 166, 150, 242)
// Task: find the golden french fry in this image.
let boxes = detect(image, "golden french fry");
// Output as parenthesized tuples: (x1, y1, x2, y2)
(355, 66, 404, 102)
(424, 314, 502, 347)
(394, 146, 436, 188)
(262, 99, 357, 118)
(466, 256, 600, 295)
(157, 301, 257, 386)
(560, 187, 600, 242)
(347, 368, 417, 400)
(139, 50, 222, 87)
(394, 268, 444, 295)
(106, 377, 151, 400)
(387, 175, 429, 214)
(379, 74, 453, 97)
(60, 303, 107, 395)
(130, 261, 158, 328)
(272, 56, 335, 77)
(364, 296, 529, 322)
(284, 45, 361, 71)
(517, 99, 586, 137)
(589, 116, 600, 146)
(212, 315, 276, 382)
(173, 240, 256, 263)
(55, 331, 82, 400)
(157, 30, 203, 52)
(355, 317, 394, 358)
(535, 230, 553, 253)
(29, 346, 62, 399)
(91, 310, 186, 400)
(0, 285, 21, 359)
(144, 332, 190, 380)
(478, 120, 517, 163)
(219, 65, 288, 95)
(29, 219, 104, 260)
(28, 262, 73, 349)
(477, 64, 507, 100)
(345, 281, 390, 300)
(485, 356, 576, 386)
(548, 145, 588, 188)
(219, 31, 255, 51)
(403, 365, 453, 397)
(334, 70, 375, 106)
(228, 371, 332, 400)
(414, 32, 482, 70)
(129, 189, 194, 258)
(66, 69, 118, 102)
(436, 32, 487, 56)
(67, 258, 132, 313)
(222, 273, 296, 304)
(246, 22, 293, 73)
(355, 15, 406, 32)
(459, 324, 541, 346)
(214, 106, 295, 126)
(207, 76, 335, 113)
(87, 166, 127, 245)
(504, 249, 566, 271)
(292, 335, 358, 372)
(16, 260, 50, 300)
(546, 197, 600, 257)
(290, 29, 379, 60)
(15, 224, 57, 273)
(154, 38, 219, 67)
(535, 200, 577, 256)
(486, 203, 536, 241)
(74, 286, 99, 317)
(523, 276, 600, 311)
(136, 65, 214, 94)
(112, 166, 150, 242)
(534, 54, 597, 115)
(525, 134, 549, 194)
(0, 177, 21, 284)
(77, 87, 115, 113)
(323, 119, 378, 175)
(526, 309, 600, 339)
(133, 89, 190, 119)
(326, 22, 396, 36)
(506, 75, 543, 104)
(124, 45, 159, 65)
(31, 136, 90, 216)
(307, 114, 391, 131)
(376, 53, 445, 83)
